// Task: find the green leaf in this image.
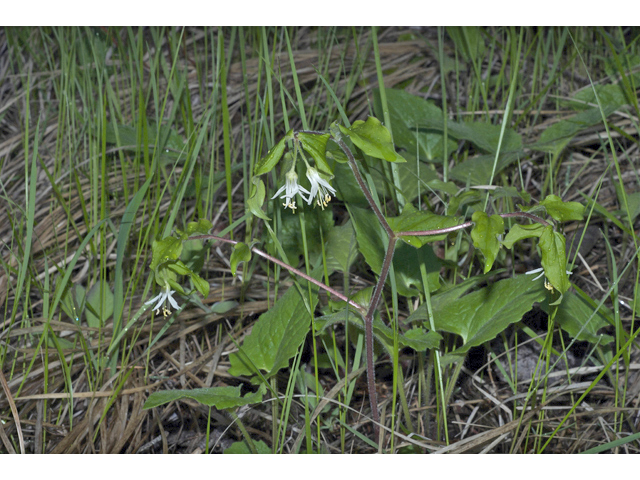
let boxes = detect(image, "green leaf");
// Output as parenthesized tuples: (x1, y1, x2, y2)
(254, 132, 290, 176)
(247, 177, 270, 221)
(387, 203, 461, 248)
(338, 117, 406, 163)
(447, 27, 485, 63)
(297, 132, 332, 175)
(470, 212, 504, 273)
(404, 270, 504, 324)
(314, 308, 441, 353)
(105, 122, 185, 161)
(502, 223, 546, 249)
(434, 275, 547, 356)
(324, 220, 359, 274)
(61, 285, 85, 322)
(374, 89, 457, 162)
(85, 280, 114, 329)
(542, 291, 614, 345)
(190, 272, 210, 298)
(449, 151, 523, 184)
(230, 242, 252, 277)
(150, 237, 183, 274)
(228, 274, 320, 379)
(539, 226, 570, 295)
(349, 205, 442, 297)
(210, 300, 239, 314)
(143, 384, 266, 410)
(184, 219, 213, 236)
(180, 238, 207, 275)
(265, 206, 334, 263)
(530, 108, 616, 157)
(539, 195, 585, 223)
(224, 440, 271, 454)
(568, 84, 629, 111)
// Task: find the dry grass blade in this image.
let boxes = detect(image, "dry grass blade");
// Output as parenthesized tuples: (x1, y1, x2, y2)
(0, 368, 24, 454)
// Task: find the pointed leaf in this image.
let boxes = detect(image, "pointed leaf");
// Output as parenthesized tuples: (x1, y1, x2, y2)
(254, 133, 289, 176)
(143, 384, 266, 410)
(228, 276, 320, 379)
(433, 275, 547, 355)
(297, 132, 333, 175)
(338, 117, 406, 163)
(502, 223, 546, 249)
(541, 291, 614, 345)
(85, 280, 114, 329)
(230, 242, 252, 277)
(150, 237, 183, 274)
(247, 177, 270, 221)
(388, 203, 461, 248)
(539, 195, 585, 223)
(539, 226, 571, 294)
(224, 440, 271, 454)
(470, 212, 504, 273)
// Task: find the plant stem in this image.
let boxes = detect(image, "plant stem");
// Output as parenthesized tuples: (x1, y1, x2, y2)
(189, 234, 366, 316)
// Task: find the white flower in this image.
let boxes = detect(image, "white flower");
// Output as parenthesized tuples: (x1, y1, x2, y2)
(272, 170, 310, 212)
(525, 267, 572, 292)
(306, 167, 336, 209)
(146, 285, 180, 317)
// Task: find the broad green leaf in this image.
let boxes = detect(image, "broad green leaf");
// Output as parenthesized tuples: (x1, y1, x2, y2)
(541, 291, 614, 345)
(254, 131, 291, 176)
(105, 122, 185, 161)
(374, 89, 457, 162)
(150, 237, 183, 274)
(387, 203, 461, 248)
(502, 223, 546, 249)
(228, 272, 321, 379)
(210, 300, 239, 314)
(349, 205, 441, 297)
(224, 440, 271, 454)
(184, 219, 213, 236)
(449, 151, 523, 184)
(568, 84, 628, 111)
(190, 273, 210, 298)
(314, 308, 441, 353)
(539, 226, 570, 295)
(324, 220, 359, 274)
(530, 107, 616, 156)
(433, 274, 547, 356)
(297, 132, 332, 175)
(85, 280, 114, 329)
(230, 242, 251, 276)
(404, 270, 504, 324)
(265, 206, 334, 263)
(165, 260, 208, 297)
(338, 117, 406, 163)
(447, 27, 485, 63)
(391, 152, 442, 203)
(143, 384, 266, 410)
(470, 212, 504, 273)
(378, 88, 522, 158)
(247, 177, 270, 221)
(539, 195, 585, 223)
(180, 238, 207, 275)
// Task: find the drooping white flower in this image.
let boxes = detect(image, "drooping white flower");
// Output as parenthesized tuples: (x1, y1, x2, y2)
(272, 170, 310, 212)
(306, 167, 336, 209)
(525, 267, 572, 292)
(146, 285, 180, 317)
